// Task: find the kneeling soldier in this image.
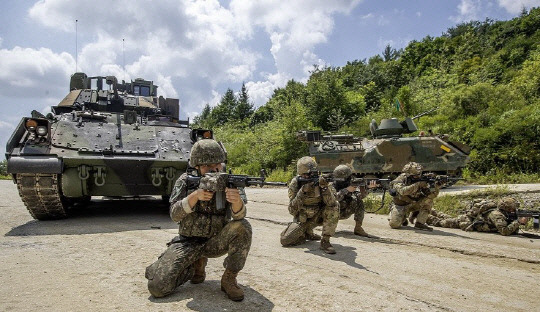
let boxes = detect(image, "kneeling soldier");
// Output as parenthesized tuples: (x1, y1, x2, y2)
(281, 156, 339, 254)
(145, 139, 252, 301)
(332, 165, 374, 237)
(388, 162, 441, 231)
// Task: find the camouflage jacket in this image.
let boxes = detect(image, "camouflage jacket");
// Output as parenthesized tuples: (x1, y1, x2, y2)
(333, 185, 366, 210)
(390, 173, 439, 206)
(473, 209, 520, 236)
(169, 173, 247, 238)
(288, 176, 338, 219)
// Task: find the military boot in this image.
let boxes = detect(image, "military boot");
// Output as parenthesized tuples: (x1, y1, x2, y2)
(190, 257, 208, 284)
(221, 269, 244, 301)
(414, 222, 433, 231)
(305, 229, 321, 241)
(408, 211, 418, 225)
(354, 221, 369, 237)
(320, 235, 336, 254)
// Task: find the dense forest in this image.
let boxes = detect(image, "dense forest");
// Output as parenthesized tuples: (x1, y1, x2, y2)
(192, 8, 540, 182)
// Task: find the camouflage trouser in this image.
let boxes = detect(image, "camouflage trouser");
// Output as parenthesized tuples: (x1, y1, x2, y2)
(426, 210, 453, 227)
(281, 205, 339, 246)
(339, 200, 364, 223)
(427, 214, 470, 230)
(388, 199, 433, 229)
(145, 219, 252, 298)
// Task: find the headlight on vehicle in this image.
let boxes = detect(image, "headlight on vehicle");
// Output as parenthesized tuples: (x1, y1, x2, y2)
(25, 119, 38, 131)
(36, 126, 48, 136)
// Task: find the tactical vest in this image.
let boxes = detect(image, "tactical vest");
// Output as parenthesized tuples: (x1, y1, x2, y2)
(177, 178, 230, 238)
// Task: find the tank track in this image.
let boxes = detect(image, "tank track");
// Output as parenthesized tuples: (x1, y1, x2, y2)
(16, 173, 67, 220)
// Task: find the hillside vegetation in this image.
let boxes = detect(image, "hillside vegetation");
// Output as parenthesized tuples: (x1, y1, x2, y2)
(193, 8, 540, 183)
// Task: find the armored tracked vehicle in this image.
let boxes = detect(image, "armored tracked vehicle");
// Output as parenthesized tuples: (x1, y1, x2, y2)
(6, 72, 210, 220)
(298, 111, 470, 182)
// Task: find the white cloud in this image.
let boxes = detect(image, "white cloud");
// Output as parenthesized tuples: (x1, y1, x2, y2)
(451, 0, 483, 22)
(22, 0, 363, 120)
(0, 46, 74, 98)
(498, 0, 540, 14)
(0, 120, 14, 129)
(361, 13, 374, 19)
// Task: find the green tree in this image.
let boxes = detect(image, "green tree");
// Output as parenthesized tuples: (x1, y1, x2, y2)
(0, 159, 7, 176)
(209, 89, 237, 126)
(235, 83, 254, 121)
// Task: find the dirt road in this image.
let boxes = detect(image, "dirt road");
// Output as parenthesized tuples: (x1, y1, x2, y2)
(1, 180, 539, 311)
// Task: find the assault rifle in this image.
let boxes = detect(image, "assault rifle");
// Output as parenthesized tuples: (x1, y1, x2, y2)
(508, 209, 540, 230)
(186, 169, 287, 211)
(297, 171, 393, 213)
(297, 171, 391, 190)
(407, 173, 463, 187)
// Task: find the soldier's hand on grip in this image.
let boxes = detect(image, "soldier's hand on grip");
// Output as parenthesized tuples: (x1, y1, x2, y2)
(318, 176, 328, 188)
(416, 181, 429, 189)
(346, 185, 357, 193)
(225, 188, 242, 205)
(196, 189, 214, 201)
(300, 182, 315, 193)
(518, 217, 530, 225)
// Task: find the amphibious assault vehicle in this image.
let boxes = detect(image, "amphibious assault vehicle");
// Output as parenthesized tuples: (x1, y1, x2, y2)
(6, 72, 209, 220)
(298, 111, 470, 182)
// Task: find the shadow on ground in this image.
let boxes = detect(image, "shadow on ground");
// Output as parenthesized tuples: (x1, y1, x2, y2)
(148, 280, 274, 312)
(5, 199, 176, 236)
(288, 241, 379, 275)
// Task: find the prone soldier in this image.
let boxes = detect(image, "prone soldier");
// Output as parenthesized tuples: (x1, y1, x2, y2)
(387, 162, 442, 231)
(426, 197, 530, 236)
(145, 139, 252, 301)
(280, 156, 339, 254)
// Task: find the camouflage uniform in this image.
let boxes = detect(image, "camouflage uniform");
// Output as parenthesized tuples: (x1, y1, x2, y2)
(427, 198, 521, 236)
(335, 187, 366, 222)
(331, 165, 370, 236)
(280, 157, 339, 253)
(145, 139, 252, 300)
(388, 162, 440, 230)
(281, 176, 339, 244)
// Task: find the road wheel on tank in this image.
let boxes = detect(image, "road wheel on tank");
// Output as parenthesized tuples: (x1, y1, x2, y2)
(16, 173, 68, 220)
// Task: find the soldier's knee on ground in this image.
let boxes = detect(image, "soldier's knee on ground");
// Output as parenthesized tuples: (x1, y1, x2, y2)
(147, 278, 172, 298)
(146, 261, 194, 298)
(388, 218, 403, 229)
(280, 222, 306, 246)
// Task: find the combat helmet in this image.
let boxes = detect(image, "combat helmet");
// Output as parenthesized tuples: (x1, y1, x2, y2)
(497, 197, 519, 212)
(189, 139, 226, 167)
(333, 165, 352, 180)
(402, 162, 423, 176)
(297, 156, 318, 175)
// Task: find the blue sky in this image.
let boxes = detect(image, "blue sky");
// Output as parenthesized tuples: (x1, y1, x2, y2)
(1, 0, 539, 157)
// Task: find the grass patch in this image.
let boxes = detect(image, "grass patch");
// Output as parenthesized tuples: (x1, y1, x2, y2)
(463, 168, 540, 184)
(364, 192, 393, 215)
(364, 185, 515, 217)
(434, 185, 513, 216)
(265, 168, 294, 183)
(0, 175, 11, 180)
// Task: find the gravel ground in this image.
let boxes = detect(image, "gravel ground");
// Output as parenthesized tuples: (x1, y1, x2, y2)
(1, 180, 539, 311)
